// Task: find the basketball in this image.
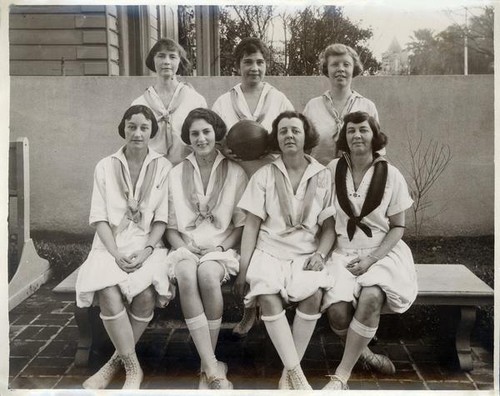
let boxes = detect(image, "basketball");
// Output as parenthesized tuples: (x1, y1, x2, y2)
(226, 120, 269, 161)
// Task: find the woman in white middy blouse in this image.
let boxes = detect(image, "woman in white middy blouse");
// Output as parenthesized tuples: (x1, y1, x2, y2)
(165, 108, 248, 390)
(212, 37, 294, 339)
(132, 38, 207, 165)
(321, 111, 417, 390)
(76, 105, 173, 390)
(304, 43, 379, 165)
(237, 111, 335, 390)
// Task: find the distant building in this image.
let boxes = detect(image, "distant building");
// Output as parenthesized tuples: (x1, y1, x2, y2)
(380, 37, 409, 75)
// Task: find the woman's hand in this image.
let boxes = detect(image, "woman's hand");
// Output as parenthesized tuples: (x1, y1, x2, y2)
(221, 145, 243, 162)
(346, 255, 377, 276)
(113, 251, 137, 273)
(199, 245, 223, 256)
(232, 273, 248, 299)
(303, 252, 325, 271)
(186, 241, 203, 257)
(126, 247, 153, 271)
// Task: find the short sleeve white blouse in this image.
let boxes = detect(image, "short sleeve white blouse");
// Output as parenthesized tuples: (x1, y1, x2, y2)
(167, 151, 248, 248)
(89, 147, 172, 249)
(238, 155, 332, 259)
(212, 82, 294, 133)
(324, 158, 413, 250)
(303, 90, 378, 166)
(132, 85, 207, 165)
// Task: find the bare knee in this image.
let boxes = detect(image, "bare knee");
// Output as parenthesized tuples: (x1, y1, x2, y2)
(197, 261, 223, 292)
(131, 286, 156, 318)
(175, 259, 198, 289)
(356, 286, 385, 321)
(298, 289, 322, 315)
(258, 294, 283, 316)
(327, 302, 354, 331)
(98, 286, 125, 316)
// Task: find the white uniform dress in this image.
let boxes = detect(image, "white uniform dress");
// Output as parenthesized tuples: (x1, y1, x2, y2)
(321, 158, 417, 314)
(303, 90, 379, 166)
(238, 155, 334, 307)
(132, 84, 207, 165)
(76, 147, 174, 308)
(166, 151, 248, 283)
(212, 82, 294, 177)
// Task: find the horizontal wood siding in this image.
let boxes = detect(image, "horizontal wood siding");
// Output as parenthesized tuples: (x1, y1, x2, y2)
(9, 5, 118, 75)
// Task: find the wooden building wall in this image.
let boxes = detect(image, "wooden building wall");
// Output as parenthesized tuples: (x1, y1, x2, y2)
(9, 5, 179, 76)
(9, 5, 119, 76)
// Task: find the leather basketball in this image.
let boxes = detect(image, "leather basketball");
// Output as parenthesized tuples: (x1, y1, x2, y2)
(226, 120, 269, 161)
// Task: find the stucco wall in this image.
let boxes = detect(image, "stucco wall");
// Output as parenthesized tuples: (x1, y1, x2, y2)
(9, 75, 494, 236)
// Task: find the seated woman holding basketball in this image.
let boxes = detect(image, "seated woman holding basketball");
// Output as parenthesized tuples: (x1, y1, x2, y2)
(212, 36, 294, 338)
(236, 111, 335, 390)
(76, 105, 173, 389)
(165, 108, 248, 390)
(321, 111, 417, 390)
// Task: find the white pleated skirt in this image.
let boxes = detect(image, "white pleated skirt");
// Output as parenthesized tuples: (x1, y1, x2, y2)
(165, 246, 240, 284)
(321, 240, 417, 313)
(76, 244, 174, 308)
(245, 248, 333, 308)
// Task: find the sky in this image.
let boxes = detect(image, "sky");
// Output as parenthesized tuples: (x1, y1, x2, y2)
(267, 0, 493, 60)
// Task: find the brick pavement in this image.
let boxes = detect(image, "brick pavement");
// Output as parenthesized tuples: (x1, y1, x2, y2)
(8, 282, 494, 391)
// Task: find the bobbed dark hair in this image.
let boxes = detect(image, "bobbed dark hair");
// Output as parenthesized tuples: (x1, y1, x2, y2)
(320, 43, 363, 78)
(269, 111, 319, 154)
(118, 105, 159, 139)
(337, 111, 387, 153)
(145, 38, 192, 75)
(181, 108, 227, 145)
(234, 37, 270, 67)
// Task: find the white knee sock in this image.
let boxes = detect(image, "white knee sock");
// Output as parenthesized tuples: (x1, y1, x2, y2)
(129, 311, 154, 343)
(292, 310, 321, 361)
(185, 313, 218, 377)
(335, 317, 377, 383)
(207, 317, 222, 352)
(261, 310, 300, 370)
(100, 309, 135, 356)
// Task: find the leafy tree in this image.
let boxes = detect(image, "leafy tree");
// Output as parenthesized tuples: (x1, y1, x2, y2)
(218, 6, 282, 75)
(407, 6, 493, 75)
(218, 5, 378, 76)
(467, 6, 494, 73)
(286, 6, 379, 75)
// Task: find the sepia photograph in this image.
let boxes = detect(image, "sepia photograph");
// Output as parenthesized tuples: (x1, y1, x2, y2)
(2, 0, 496, 393)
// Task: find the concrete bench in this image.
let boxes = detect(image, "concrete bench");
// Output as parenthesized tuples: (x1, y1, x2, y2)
(9, 137, 51, 310)
(53, 263, 493, 371)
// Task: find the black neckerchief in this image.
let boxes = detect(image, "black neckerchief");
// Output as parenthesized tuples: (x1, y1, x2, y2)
(335, 153, 388, 241)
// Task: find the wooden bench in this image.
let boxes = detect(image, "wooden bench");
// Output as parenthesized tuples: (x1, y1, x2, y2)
(9, 137, 51, 310)
(53, 263, 493, 371)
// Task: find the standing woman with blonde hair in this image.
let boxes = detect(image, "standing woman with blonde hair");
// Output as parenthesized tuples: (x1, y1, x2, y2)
(304, 43, 379, 165)
(132, 38, 207, 165)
